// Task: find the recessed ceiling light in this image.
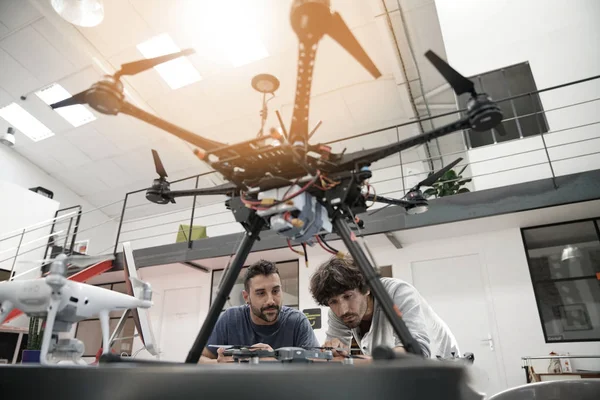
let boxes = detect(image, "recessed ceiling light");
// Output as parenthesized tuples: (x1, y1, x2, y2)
(0, 103, 54, 142)
(36, 83, 96, 127)
(137, 33, 202, 90)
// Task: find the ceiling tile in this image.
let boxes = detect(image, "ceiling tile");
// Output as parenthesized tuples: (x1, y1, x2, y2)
(0, 48, 40, 98)
(110, 147, 158, 183)
(92, 112, 153, 152)
(0, 25, 76, 83)
(63, 124, 122, 161)
(75, 0, 154, 58)
(82, 189, 127, 218)
(31, 18, 91, 71)
(0, 0, 42, 31)
(341, 77, 410, 127)
(13, 145, 65, 175)
(86, 158, 134, 189)
(0, 86, 12, 108)
(0, 21, 8, 37)
(34, 135, 93, 169)
(52, 168, 111, 197)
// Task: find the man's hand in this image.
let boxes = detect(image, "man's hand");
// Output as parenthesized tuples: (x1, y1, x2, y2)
(216, 347, 235, 363)
(322, 338, 349, 357)
(249, 343, 274, 352)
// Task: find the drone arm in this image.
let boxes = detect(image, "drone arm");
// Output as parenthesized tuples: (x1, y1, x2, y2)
(336, 116, 472, 170)
(120, 101, 229, 153)
(165, 183, 238, 199)
(365, 194, 412, 207)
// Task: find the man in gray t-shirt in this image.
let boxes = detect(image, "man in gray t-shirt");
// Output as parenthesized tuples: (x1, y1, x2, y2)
(201, 260, 319, 363)
(309, 256, 459, 359)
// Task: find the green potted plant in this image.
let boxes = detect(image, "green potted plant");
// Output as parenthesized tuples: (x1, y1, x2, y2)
(423, 164, 471, 199)
(22, 316, 45, 363)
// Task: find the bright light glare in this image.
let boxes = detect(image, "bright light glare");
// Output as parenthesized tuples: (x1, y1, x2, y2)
(209, 3, 268, 67)
(185, 1, 269, 68)
(0, 103, 54, 142)
(137, 33, 202, 90)
(36, 83, 96, 127)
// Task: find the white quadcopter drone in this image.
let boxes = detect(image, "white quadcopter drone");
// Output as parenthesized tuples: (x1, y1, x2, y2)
(0, 253, 153, 365)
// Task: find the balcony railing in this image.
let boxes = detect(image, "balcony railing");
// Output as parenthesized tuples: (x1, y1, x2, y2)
(1, 74, 599, 269)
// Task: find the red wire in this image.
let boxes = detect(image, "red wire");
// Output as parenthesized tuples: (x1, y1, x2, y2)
(316, 235, 337, 255)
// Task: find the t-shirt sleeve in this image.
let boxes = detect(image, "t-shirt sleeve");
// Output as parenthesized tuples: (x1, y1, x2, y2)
(325, 308, 353, 347)
(294, 312, 321, 348)
(205, 311, 229, 356)
(391, 283, 431, 358)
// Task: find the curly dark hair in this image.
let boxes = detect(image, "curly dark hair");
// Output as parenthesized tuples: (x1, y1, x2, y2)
(244, 260, 279, 291)
(309, 256, 369, 306)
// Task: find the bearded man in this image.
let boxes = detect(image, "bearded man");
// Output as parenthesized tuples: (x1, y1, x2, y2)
(201, 260, 319, 363)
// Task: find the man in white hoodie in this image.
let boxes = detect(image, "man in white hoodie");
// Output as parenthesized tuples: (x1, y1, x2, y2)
(309, 256, 460, 359)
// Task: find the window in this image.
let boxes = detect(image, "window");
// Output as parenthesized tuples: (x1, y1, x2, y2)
(74, 282, 136, 356)
(210, 260, 299, 310)
(458, 62, 549, 149)
(522, 218, 600, 342)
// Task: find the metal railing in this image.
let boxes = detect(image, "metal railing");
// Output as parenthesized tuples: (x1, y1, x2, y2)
(107, 73, 600, 253)
(2, 74, 599, 264)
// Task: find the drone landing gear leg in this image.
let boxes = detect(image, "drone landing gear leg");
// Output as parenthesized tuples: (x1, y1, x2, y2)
(40, 298, 61, 366)
(99, 310, 110, 355)
(185, 217, 266, 364)
(331, 215, 423, 357)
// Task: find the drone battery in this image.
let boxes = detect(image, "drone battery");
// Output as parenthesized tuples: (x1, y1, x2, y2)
(256, 186, 332, 242)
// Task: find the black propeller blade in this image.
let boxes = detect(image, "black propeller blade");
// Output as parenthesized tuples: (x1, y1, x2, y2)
(50, 49, 195, 110)
(415, 157, 463, 189)
(151, 149, 168, 179)
(115, 48, 195, 79)
(328, 12, 381, 79)
(50, 90, 90, 109)
(495, 122, 508, 137)
(425, 51, 476, 97)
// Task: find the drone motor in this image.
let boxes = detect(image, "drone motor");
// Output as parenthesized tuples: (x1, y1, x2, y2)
(466, 94, 503, 132)
(146, 178, 173, 205)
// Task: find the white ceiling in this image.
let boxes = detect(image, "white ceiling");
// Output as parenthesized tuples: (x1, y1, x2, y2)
(0, 0, 454, 218)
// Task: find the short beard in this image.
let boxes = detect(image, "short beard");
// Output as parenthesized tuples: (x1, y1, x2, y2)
(250, 303, 281, 323)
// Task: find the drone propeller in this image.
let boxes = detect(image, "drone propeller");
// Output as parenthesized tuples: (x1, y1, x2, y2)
(50, 49, 195, 110)
(151, 149, 168, 179)
(115, 49, 195, 79)
(327, 12, 381, 79)
(412, 157, 463, 191)
(425, 51, 475, 97)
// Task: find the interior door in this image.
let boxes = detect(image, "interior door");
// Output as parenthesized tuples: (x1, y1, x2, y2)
(411, 254, 505, 396)
(159, 286, 203, 362)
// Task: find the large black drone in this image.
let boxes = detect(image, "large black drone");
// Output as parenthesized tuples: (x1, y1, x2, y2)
(50, 0, 503, 364)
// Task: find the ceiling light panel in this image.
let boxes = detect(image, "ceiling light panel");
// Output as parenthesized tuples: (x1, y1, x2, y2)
(0, 103, 54, 142)
(36, 83, 96, 127)
(137, 33, 201, 90)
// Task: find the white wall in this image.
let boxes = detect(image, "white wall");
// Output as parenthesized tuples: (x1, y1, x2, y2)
(435, 0, 600, 190)
(0, 145, 118, 256)
(0, 180, 59, 329)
